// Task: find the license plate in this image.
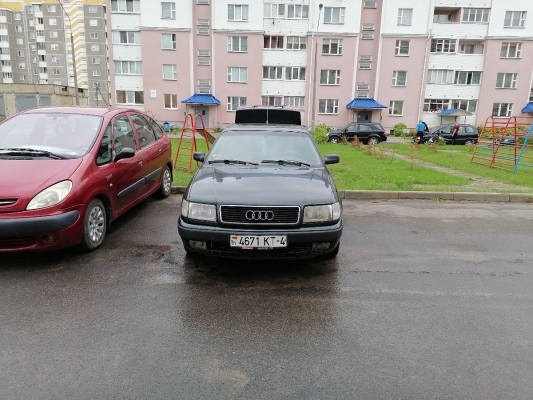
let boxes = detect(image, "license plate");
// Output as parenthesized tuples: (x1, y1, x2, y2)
(230, 235, 287, 248)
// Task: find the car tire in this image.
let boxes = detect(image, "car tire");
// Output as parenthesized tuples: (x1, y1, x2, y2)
(80, 198, 106, 251)
(156, 165, 172, 198)
(367, 137, 380, 145)
(328, 136, 342, 144)
(464, 139, 474, 146)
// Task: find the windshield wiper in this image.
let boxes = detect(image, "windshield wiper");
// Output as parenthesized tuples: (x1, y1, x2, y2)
(0, 148, 68, 160)
(261, 159, 311, 167)
(208, 159, 258, 166)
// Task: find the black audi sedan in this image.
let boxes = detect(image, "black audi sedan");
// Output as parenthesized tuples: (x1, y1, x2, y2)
(178, 122, 342, 259)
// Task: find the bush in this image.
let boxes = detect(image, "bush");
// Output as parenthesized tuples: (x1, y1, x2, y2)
(393, 123, 407, 137)
(310, 123, 332, 144)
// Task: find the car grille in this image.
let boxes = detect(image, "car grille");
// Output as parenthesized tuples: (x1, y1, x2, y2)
(0, 199, 17, 207)
(0, 236, 37, 250)
(219, 205, 300, 225)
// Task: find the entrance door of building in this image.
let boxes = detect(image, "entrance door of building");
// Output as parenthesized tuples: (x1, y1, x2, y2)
(194, 106, 209, 128)
(357, 111, 372, 122)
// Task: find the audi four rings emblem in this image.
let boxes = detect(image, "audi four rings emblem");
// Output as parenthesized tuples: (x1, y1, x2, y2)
(245, 210, 275, 221)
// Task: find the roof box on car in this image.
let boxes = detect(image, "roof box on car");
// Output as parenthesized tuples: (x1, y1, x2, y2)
(235, 106, 301, 125)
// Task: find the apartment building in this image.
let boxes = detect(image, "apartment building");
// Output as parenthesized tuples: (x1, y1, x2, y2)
(0, 0, 109, 107)
(107, 0, 533, 129)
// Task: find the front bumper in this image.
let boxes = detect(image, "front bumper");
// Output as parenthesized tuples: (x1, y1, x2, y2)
(178, 217, 342, 259)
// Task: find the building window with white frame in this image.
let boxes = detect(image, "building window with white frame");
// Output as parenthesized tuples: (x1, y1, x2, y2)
(48, 18, 57, 25)
(462, 8, 489, 22)
(287, 4, 308, 19)
(363, 2, 377, 8)
(395, 40, 410, 56)
(227, 67, 247, 82)
(51, 56, 60, 63)
(492, 103, 513, 116)
(90, 32, 98, 39)
(162, 33, 176, 49)
(392, 71, 407, 86)
(89, 6, 97, 13)
(111, 0, 141, 13)
(357, 83, 369, 91)
(431, 39, 456, 53)
(389, 100, 404, 115)
(264, 35, 283, 49)
(262, 96, 282, 106)
(89, 19, 97, 26)
(361, 33, 374, 39)
(362, 23, 375, 30)
(318, 99, 339, 114)
(452, 99, 477, 113)
(284, 96, 305, 110)
(50, 31, 58, 38)
(264, 3, 285, 18)
(397, 9, 412, 25)
(263, 66, 283, 80)
(92, 57, 100, 64)
(116, 90, 144, 104)
(356, 92, 369, 98)
(500, 42, 522, 58)
(496, 73, 517, 88)
(16, 38, 23, 45)
(322, 39, 343, 55)
(164, 94, 178, 109)
(227, 96, 246, 111)
(227, 36, 247, 52)
(47, 5, 56, 12)
(320, 70, 340, 85)
(504, 11, 526, 28)
(324, 7, 345, 24)
(114, 60, 142, 75)
(286, 67, 305, 81)
(14, 13, 21, 20)
(92, 70, 101, 77)
(113, 31, 141, 44)
(423, 99, 449, 112)
(15, 25, 22, 32)
(20, 74, 26, 81)
(454, 71, 481, 85)
(91, 45, 100, 52)
(427, 69, 454, 84)
(162, 64, 177, 80)
(51, 44, 59, 50)
(286, 36, 307, 50)
(161, 2, 175, 19)
(228, 5, 248, 21)
(18, 62, 26, 69)
(52, 68, 61, 75)
(18, 50, 25, 57)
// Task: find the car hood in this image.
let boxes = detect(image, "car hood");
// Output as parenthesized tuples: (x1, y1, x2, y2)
(186, 165, 339, 206)
(0, 159, 82, 212)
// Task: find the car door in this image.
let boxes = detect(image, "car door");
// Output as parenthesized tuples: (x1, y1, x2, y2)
(344, 124, 357, 140)
(355, 124, 370, 141)
(455, 126, 467, 144)
(439, 125, 453, 143)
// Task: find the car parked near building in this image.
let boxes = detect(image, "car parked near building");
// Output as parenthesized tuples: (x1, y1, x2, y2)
(327, 122, 388, 145)
(414, 123, 479, 145)
(0, 107, 172, 252)
(178, 106, 342, 259)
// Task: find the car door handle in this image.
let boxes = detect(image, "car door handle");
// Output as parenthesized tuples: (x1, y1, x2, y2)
(158, 146, 162, 152)
(137, 158, 143, 164)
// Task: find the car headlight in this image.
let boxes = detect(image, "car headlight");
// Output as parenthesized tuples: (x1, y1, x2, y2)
(303, 202, 341, 223)
(181, 199, 216, 222)
(27, 180, 73, 210)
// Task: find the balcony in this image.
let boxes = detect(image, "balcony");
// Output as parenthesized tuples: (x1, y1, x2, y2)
(0, 16, 7, 23)
(38, 61, 47, 68)
(0, 42, 9, 49)
(434, 0, 491, 7)
(39, 73, 48, 79)
(3, 77, 13, 83)
(34, 11, 43, 18)
(1, 66, 12, 73)
(36, 24, 44, 31)
(37, 50, 47, 56)
(36, 36, 46, 43)
(432, 22, 488, 38)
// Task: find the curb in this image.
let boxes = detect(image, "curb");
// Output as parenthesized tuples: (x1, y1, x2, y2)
(171, 187, 533, 203)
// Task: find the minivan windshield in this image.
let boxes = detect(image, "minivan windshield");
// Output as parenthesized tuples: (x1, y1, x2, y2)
(206, 131, 323, 167)
(0, 113, 102, 157)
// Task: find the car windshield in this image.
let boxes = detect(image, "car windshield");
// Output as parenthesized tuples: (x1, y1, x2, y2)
(205, 131, 324, 167)
(0, 113, 102, 157)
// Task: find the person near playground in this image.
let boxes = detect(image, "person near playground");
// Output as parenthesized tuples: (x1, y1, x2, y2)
(452, 122, 460, 144)
(416, 120, 426, 143)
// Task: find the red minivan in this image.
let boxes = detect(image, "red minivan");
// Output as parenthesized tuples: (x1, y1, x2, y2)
(0, 107, 172, 252)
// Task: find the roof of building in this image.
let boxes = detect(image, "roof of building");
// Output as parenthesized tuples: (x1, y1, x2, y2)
(181, 94, 220, 105)
(346, 99, 387, 109)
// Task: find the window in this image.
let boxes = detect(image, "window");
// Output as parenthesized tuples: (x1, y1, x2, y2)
(29, 20, 34, 27)
(361, 33, 374, 39)
(433, 14, 451, 23)
(462, 8, 489, 22)
(427, 69, 454, 84)
(47, 5, 56, 12)
(227, 67, 247, 82)
(116, 90, 144, 104)
(364, 2, 377, 9)
(52, 68, 61, 75)
(318, 99, 339, 114)
(362, 24, 375, 30)
(227, 96, 246, 111)
(452, 99, 477, 113)
(197, 29, 209, 35)
(20, 74, 26, 81)
(264, 36, 283, 49)
(51, 44, 59, 51)
(49, 18, 57, 26)
(392, 71, 407, 86)
(423, 99, 449, 112)
(16, 38, 23, 45)
(199, 88, 211, 94)
(496, 73, 518, 88)
(198, 79, 210, 86)
(227, 36, 247, 52)
(324, 7, 345, 24)
(92, 57, 100, 64)
(286, 67, 306, 80)
(500, 42, 522, 58)
(36, 30, 44, 37)
(92, 70, 101, 77)
(287, 36, 306, 50)
(287, 4, 309, 19)
(111, 0, 141, 13)
(320, 70, 340, 85)
(15, 25, 22, 32)
(357, 92, 369, 98)
(398, 9, 412, 25)
(89, 6, 98, 13)
(36, 18, 43, 25)
(18, 50, 25, 57)
(359, 63, 371, 69)
(51, 56, 59, 63)
(395, 40, 410, 56)
(197, 0, 209, 4)
(0, 35, 8, 43)
(504, 11, 526, 28)
(197, 19, 209, 26)
(89, 19, 97, 27)
(161, 2, 175, 19)
(14, 13, 21, 20)
(322, 39, 343, 55)
(284, 96, 305, 110)
(264, 3, 285, 18)
(3, 72, 13, 79)
(162, 64, 177, 80)
(114, 60, 142, 75)
(198, 50, 210, 57)
(389, 101, 404, 115)
(49, 31, 58, 39)
(161, 33, 176, 50)
(30, 32, 36, 39)
(460, 44, 475, 54)
(18, 62, 26, 69)
(492, 103, 513, 116)
(91, 45, 100, 52)
(262, 96, 282, 106)
(263, 66, 283, 80)
(198, 58, 210, 65)
(454, 71, 481, 85)
(164, 94, 178, 109)
(228, 5, 248, 21)
(431, 39, 456, 53)
(90, 32, 98, 39)
(112, 31, 141, 44)
(357, 84, 369, 91)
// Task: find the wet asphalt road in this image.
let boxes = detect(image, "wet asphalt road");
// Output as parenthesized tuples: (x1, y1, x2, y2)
(1, 196, 533, 399)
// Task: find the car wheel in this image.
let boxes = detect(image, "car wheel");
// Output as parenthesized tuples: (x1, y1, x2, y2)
(464, 139, 474, 146)
(367, 137, 380, 145)
(328, 136, 342, 144)
(80, 198, 106, 251)
(156, 165, 172, 198)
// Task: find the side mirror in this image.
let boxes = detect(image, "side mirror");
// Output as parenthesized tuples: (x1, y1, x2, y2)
(193, 152, 205, 162)
(323, 154, 339, 165)
(113, 147, 135, 162)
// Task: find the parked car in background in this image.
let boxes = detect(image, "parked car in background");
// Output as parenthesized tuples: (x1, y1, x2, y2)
(0, 107, 172, 252)
(327, 122, 387, 145)
(414, 123, 479, 145)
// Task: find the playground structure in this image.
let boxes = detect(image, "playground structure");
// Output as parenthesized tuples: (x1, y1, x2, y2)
(173, 113, 212, 173)
(471, 116, 533, 173)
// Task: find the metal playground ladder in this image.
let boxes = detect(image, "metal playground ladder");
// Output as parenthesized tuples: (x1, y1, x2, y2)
(173, 113, 211, 172)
